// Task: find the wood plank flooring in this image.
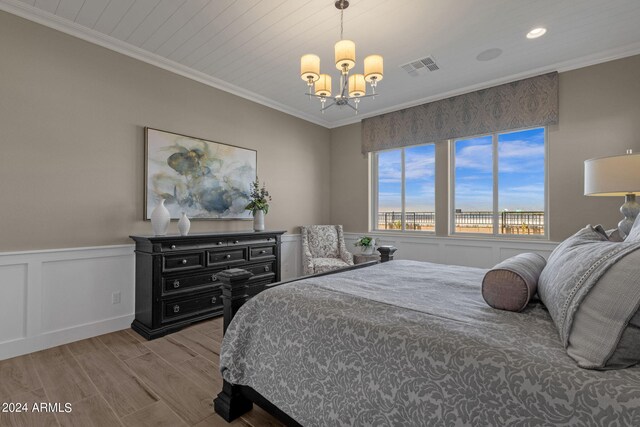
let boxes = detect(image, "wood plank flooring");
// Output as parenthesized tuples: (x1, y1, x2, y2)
(0, 317, 284, 427)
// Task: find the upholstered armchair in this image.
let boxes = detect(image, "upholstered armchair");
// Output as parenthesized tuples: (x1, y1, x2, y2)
(301, 225, 354, 275)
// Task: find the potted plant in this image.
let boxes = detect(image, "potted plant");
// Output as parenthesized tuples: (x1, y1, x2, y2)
(245, 178, 272, 231)
(354, 236, 376, 255)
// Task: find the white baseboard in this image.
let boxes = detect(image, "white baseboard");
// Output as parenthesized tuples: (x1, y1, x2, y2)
(0, 237, 303, 360)
(344, 232, 558, 268)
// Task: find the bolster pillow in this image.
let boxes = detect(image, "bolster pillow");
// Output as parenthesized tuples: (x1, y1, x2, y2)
(482, 253, 547, 312)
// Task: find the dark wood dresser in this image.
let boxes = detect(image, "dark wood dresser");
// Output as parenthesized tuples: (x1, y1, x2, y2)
(129, 230, 286, 339)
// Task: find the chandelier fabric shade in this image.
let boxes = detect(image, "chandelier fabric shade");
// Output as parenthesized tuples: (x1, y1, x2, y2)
(300, 54, 320, 82)
(315, 74, 332, 97)
(335, 39, 356, 71)
(364, 55, 384, 83)
(348, 74, 366, 97)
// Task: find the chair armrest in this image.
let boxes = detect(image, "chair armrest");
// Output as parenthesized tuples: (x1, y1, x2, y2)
(340, 250, 354, 265)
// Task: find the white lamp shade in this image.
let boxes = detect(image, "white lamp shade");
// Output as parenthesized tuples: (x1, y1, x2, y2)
(584, 153, 640, 196)
(348, 74, 366, 97)
(315, 74, 332, 97)
(364, 54, 383, 82)
(335, 40, 356, 71)
(300, 54, 320, 82)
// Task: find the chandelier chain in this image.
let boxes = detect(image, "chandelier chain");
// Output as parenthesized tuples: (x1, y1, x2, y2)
(340, 2, 344, 39)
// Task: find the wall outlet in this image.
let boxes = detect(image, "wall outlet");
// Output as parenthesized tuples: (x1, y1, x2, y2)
(112, 291, 121, 305)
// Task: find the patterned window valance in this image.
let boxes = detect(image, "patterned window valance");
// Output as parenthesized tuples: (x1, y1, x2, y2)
(361, 72, 558, 153)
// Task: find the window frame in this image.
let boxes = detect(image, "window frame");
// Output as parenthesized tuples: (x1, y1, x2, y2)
(371, 143, 436, 234)
(448, 126, 548, 239)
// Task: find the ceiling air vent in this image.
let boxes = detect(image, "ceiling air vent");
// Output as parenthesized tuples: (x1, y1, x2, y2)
(400, 56, 440, 76)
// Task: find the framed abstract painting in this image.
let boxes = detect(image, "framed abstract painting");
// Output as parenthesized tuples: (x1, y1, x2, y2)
(145, 128, 256, 220)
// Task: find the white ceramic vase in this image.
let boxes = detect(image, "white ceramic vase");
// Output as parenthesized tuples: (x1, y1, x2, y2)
(151, 199, 170, 236)
(178, 212, 191, 236)
(253, 210, 265, 231)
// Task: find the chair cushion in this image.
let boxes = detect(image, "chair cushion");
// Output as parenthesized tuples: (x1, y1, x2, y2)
(312, 258, 350, 274)
(306, 225, 340, 258)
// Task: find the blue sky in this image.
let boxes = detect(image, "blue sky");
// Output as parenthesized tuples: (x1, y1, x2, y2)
(378, 127, 544, 212)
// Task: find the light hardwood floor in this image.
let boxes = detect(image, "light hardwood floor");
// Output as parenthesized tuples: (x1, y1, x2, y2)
(0, 317, 284, 427)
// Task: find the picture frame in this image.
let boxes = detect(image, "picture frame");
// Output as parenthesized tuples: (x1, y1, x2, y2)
(144, 127, 256, 220)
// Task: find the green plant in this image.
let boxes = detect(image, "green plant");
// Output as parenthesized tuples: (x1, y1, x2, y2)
(354, 236, 374, 248)
(245, 177, 272, 214)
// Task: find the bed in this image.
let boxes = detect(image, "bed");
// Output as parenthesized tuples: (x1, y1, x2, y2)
(213, 255, 640, 426)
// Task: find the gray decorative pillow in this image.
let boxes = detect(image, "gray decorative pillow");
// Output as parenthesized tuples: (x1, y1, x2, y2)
(482, 253, 546, 312)
(606, 228, 625, 242)
(538, 225, 640, 369)
(625, 215, 640, 242)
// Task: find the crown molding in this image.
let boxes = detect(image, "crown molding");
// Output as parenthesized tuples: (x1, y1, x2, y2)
(2, 0, 640, 131)
(0, 0, 332, 128)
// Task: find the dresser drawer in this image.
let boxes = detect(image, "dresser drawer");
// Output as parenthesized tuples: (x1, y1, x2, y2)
(245, 261, 276, 280)
(229, 235, 277, 246)
(207, 248, 247, 267)
(162, 271, 222, 295)
(163, 252, 204, 272)
(249, 245, 276, 261)
(161, 291, 222, 323)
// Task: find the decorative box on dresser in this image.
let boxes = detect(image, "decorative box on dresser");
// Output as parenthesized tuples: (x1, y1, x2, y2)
(130, 230, 286, 339)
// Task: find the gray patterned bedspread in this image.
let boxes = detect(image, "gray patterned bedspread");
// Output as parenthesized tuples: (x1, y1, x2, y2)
(220, 260, 640, 426)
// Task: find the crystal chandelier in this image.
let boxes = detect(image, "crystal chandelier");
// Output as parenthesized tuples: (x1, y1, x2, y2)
(300, 0, 383, 114)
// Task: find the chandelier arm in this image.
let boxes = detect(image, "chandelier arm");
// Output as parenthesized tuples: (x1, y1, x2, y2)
(321, 101, 337, 111)
(341, 74, 349, 98)
(345, 102, 358, 111)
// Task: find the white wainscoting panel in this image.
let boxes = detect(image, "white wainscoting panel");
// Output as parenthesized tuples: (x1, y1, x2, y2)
(344, 232, 558, 268)
(0, 236, 302, 360)
(0, 263, 27, 343)
(281, 234, 302, 280)
(0, 245, 135, 360)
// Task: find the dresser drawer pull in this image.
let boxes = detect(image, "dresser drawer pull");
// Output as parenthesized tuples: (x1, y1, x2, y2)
(211, 274, 217, 282)
(173, 305, 180, 313)
(173, 280, 180, 289)
(264, 266, 270, 272)
(211, 296, 217, 304)
(233, 240, 239, 244)
(217, 241, 224, 245)
(171, 244, 176, 249)
(225, 254, 231, 259)
(259, 250, 266, 254)
(182, 259, 188, 265)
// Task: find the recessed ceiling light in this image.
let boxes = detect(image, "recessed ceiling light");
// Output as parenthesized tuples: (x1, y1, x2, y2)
(527, 27, 547, 39)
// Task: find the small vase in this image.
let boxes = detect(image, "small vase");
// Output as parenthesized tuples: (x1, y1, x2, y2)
(151, 199, 171, 236)
(253, 210, 265, 231)
(178, 212, 191, 236)
(361, 246, 374, 255)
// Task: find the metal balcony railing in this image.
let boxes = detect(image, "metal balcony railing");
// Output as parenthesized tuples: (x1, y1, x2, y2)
(377, 211, 544, 235)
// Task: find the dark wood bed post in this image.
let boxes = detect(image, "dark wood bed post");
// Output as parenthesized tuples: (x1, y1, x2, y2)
(377, 245, 397, 262)
(214, 268, 254, 421)
(213, 248, 397, 423)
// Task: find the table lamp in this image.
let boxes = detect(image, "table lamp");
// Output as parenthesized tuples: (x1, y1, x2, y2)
(584, 150, 640, 237)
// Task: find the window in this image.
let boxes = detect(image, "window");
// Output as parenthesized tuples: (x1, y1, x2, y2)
(374, 144, 436, 231)
(451, 127, 546, 236)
